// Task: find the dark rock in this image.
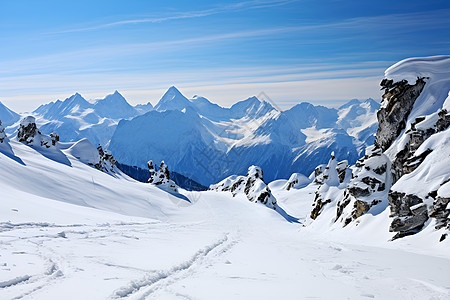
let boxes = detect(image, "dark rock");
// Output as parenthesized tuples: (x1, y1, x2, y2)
(430, 196, 450, 230)
(49, 132, 59, 146)
(94, 145, 116, 172)
(375, 77, 426, 151)
(373, 163, 387, 175)
(390, 212, 428, 233)
(17, 116, 39, 144)
(310, 191, 331, 220)
(348, 186, 371, 197)
(0, 120, 6, 143)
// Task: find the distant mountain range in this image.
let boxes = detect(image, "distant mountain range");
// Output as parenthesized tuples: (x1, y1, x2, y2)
(109, 87, 379, 185)
(1, 86, 380, 185)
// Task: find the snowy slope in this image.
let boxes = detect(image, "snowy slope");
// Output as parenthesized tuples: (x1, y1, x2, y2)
(0, 101, 20, 127)
(1, 115, 449, 299)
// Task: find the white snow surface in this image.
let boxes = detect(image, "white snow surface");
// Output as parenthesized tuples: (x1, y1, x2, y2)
(1, 136, 449, 299)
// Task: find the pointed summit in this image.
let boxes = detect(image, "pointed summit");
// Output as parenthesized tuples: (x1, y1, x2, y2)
(94, 91, 138, 119)
(154, 86, 191, 112)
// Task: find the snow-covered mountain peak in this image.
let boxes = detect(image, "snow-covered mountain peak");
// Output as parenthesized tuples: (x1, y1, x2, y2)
(94, 90, 137, 119)
(154, 86, 191, 112)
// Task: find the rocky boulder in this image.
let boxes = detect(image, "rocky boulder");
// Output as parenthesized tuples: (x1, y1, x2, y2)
(17, 116, 57, 148)
(209, 165, 277, 209)
(147, 160, 178, 193)
(310, 153, 351, 220)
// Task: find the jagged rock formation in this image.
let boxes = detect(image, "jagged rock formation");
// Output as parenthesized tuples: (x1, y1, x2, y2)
(0, 120, 6, 143)
(387, 106, 450, 238)
(375, 77, 426, 151)
(147, 160, 178, 193)
(17, 116, 57, 148)
(310, 153, 351, 219)
(307, 56, 450, 241)
(209, 166, 277, 209)
(335, 146, 391, 226)
(94, 145, 117, 172)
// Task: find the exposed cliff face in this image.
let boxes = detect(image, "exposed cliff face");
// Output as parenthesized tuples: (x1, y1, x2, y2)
(307, 56, 450, 241)
(375, 77, 426, 151)
(381, 57, 450, 240)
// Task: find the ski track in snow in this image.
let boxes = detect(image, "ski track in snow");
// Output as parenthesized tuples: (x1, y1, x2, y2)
(0, 220, 236, 300)
(112, 234, 236, 299)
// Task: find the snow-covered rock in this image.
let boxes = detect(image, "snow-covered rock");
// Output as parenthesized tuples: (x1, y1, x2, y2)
(210, 165, 277, 209)
(0, 120, 7, 143)
(66, 139, 116, 173)
(307, 55, 450, 241)
(380, 56, 450, 239)
(147, 160, 178, 193)
(310, 153, 350, 219)
(283, 173, 311, 190)
(17, 116, 55, 148)
(95, 144, 117, 173)
(335, 146, 391, 226)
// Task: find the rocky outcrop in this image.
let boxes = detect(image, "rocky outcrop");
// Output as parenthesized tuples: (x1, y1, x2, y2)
(307, 56, 450, 241)
(430, 193, 449, 231)
(387, 108, 450, 238)
(50, 132, 59, 146)
(94, 145, 117, 172)
(391, 110, 449, 183)
(17, 116, 57, 148)
(0, 120, 6, 143)
(375, 77, 426, 151)
(147, 160, 178, 192)
(209, 166, 277, 209)
(310, 153, 351, 220)
(17, 116, 40, 145)
(336, 146, 390, 226)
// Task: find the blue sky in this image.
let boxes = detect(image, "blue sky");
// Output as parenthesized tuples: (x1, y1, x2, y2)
(1, 0, 450, 112)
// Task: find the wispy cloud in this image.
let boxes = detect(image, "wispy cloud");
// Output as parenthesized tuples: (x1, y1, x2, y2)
(50, 0, 296, 34)
(8, 9, 450, 75)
